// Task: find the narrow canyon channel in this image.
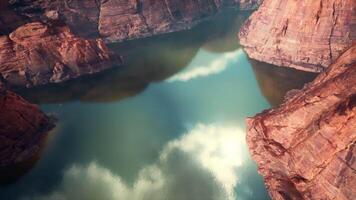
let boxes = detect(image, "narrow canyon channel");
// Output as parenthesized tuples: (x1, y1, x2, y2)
(0, 10, 316, 200)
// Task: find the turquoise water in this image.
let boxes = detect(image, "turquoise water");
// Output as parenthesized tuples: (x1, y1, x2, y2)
(0, 10, 316, 200)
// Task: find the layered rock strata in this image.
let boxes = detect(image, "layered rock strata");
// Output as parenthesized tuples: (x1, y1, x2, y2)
(239, 0, 356, 72)
(247, 45, 356, 199)
(0, 22, 121, 88)
(0, 85, 55, 167)
(11, 0, 262, 42)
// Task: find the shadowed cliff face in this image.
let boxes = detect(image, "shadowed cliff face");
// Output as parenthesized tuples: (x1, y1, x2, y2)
(250, 60, 317, 107)
(0, 86, 55, 184)
(239, 0, 356, 72)
(247, 45, 356, 200)
(0, 1, 29, 35)
(0, 134, 49, 185)
(9, 0, 261, 41)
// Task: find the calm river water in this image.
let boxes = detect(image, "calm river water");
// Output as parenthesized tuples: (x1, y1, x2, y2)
(0, 10, 316, 200)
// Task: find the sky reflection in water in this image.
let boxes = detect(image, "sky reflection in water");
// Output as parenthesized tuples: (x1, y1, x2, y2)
(15, 48, 270, 200)
(0, 11, 293, 200)
(30, 125, 253, 200)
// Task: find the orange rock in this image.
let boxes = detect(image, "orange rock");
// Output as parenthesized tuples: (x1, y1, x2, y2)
(0, 22, 121, 88)
(0, 86, 55, 167)
(12, 0, 262, 41)
(239, 0, 356, 72)
(247, 45, 356, 199)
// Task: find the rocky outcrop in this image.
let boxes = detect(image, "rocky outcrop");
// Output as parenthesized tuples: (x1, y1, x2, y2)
(0, 85, 55, 168)
(247, 45, 356, 199)
(11, 0, 262, 42)
(239, 0, 356, 72)
(0, 22, 121, 88)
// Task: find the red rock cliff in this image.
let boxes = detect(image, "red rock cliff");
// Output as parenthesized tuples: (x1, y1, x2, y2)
(239, 0, 356, 72)
(0, 22, 121, 88)
(0, 85, 55, 167)
(11, 0, 262, 41)
(247, 45, 356, 199)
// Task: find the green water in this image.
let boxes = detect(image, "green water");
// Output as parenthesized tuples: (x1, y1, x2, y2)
(0, 10, 316, 200)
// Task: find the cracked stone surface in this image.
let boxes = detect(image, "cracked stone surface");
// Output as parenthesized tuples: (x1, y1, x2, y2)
(0, 85, 55, 167)
(247, 44, 356, 200)
(239, 0, 356, 72)
(9, 0, 262, 42)
(0, 22, 122, 88)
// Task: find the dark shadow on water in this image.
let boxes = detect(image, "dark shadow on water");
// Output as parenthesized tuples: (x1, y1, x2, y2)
(17, 9, 250, 104)
(17, 32, 201, 104)
(0, 156, 41, 186)
(202, 11, 250, 53)
(0, 130, 52, 186)
(17, 67, 149, 104)
(250, 59, 318, 107)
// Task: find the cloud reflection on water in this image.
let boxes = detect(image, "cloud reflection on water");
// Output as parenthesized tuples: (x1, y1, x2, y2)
(167, 49, 243, 82)
(26, 124, 252, 200)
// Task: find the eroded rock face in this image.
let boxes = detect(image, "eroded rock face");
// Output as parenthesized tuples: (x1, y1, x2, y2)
(0, 86, 54, 168)
(11, 0, 262, 42)
(247, 45, 356, 199)
(0, 22, 121, 88)
(9, 0, 102, 38)
(239, 0, 356, 72)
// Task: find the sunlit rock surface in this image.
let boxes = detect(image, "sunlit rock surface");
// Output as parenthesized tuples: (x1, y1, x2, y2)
(247, 45, 356, 199)
(10, 0, 262, 42)
(0, 85, 54, 170)
(239, 0, 356, 72)
(0, 22, 121, 88)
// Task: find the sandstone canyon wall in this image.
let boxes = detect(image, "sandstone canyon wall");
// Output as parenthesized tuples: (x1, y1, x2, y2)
(0, 22, 121, 88)
(247, 45, 356, 200)
(11, 0, 262, 42)
(0, 85, 55, 168)
(0, 0, 261, 88)
(239, 0, 356, 72)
